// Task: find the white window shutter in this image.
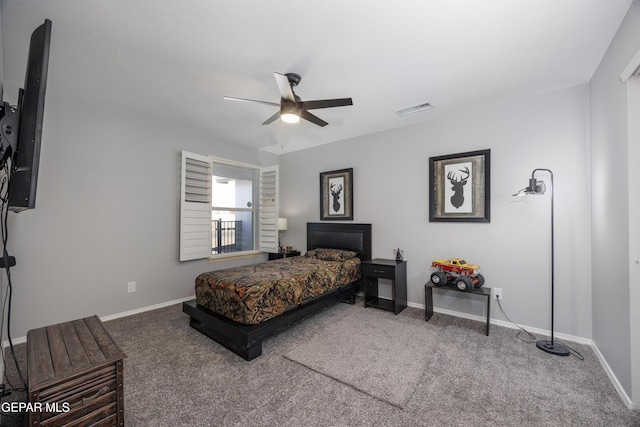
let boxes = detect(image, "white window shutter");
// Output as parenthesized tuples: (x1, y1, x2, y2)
(259, 165, 279, 253)
(180, 151, 213, 261)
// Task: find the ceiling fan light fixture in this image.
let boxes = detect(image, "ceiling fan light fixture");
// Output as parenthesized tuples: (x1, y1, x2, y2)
(280, 104, 300, 124)
(226, 72, 353, 127)
(281, 112, 300, 124)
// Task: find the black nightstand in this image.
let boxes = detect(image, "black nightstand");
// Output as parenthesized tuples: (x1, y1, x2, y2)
(268, 250, 301, 260)
(363, 259, 407, 314)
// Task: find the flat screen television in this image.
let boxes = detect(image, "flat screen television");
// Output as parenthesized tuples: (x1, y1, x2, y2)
(0, 19, 51, 212)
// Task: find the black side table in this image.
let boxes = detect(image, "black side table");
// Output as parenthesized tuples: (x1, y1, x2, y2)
(268, 250, 301, 260)
(363, 259, 407, 314)
(424, 282, 492, 336)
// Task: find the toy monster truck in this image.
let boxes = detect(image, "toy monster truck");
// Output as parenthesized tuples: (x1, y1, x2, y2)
(430, 258, 485, 292)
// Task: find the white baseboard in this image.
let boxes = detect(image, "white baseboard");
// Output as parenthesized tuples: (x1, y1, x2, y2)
(408, 301, 635, 409)
(1, 295, 196, 349)
(99, 295, 195, 322)
(591, 341, 635, 410)
(408, 301, 588, 344)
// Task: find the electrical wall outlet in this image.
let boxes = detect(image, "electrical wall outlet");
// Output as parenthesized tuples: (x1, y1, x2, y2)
(493, 288, 503, 301)
(127, 281, 136, 293)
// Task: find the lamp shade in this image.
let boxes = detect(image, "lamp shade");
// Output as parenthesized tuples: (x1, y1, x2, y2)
(277, 218, 288, 231)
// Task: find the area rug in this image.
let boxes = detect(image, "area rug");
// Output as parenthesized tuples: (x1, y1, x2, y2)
(284, 306, 437, 408)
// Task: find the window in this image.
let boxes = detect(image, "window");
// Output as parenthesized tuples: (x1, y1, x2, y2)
(180, 151, 278, 261)
(211, 162, 255, 255)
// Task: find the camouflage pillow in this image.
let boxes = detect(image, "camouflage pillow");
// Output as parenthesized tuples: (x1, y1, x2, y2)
(305, 248, 357, 261)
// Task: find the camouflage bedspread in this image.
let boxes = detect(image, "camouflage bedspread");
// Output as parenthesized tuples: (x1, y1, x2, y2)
(195, 255, 361, 325)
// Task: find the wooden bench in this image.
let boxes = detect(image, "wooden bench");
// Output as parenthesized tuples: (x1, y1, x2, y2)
(27, 315, 126, 426)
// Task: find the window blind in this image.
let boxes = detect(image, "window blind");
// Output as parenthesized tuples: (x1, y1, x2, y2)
(258, 165, 279, 253)
(180, 151, 213, 261)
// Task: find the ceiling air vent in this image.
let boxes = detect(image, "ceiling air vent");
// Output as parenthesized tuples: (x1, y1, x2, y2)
(395, 102, 433, 117)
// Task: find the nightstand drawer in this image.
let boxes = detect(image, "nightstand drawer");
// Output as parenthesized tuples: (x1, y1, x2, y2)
(363, 264, 395, 279)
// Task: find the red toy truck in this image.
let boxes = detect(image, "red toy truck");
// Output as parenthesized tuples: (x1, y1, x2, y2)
(430, 258, 485, 292)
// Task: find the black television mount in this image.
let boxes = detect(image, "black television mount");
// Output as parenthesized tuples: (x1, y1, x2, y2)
(0, 93, 22, 269)
(0, 91, 22, 171)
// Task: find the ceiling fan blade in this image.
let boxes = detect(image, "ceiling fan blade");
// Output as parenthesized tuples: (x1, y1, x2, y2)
(300, 98, 353, 110)
(262, 111, 281, 125)
(300, 110, 328, 127)
(274, 72, 296, 102)
(224, 96, 280, 107)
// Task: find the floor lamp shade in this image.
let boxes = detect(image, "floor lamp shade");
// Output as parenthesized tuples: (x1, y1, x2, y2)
(277, 218, 287, 253)
(514, 168, 570, 357)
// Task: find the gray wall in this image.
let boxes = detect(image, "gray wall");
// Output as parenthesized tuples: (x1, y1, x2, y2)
(279, 84, 592, 339)
(4, 91, 277, 338)
(0, 1, 4, 94)
(590, 0, 640, 404)
(630, 77, 640, 409)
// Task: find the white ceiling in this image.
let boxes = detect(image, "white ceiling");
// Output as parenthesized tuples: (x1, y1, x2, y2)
(0, 0, 633, 154)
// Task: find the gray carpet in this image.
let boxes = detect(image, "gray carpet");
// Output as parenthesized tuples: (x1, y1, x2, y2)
(2, 299, 639, 426)
(285, 308, 435, 408)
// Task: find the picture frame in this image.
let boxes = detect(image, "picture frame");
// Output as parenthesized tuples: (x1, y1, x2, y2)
(320, 168, 353, 220)
(429, 149, 490, 222)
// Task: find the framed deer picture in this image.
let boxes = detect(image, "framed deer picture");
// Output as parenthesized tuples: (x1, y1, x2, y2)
(429, 149, 490, 222)
(320, 168, 353, 220)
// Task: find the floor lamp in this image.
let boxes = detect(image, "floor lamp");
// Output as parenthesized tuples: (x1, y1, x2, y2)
(513, 168, 570, 356)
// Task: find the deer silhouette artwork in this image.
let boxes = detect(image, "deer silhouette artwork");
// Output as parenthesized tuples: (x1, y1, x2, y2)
(330, 183, 343, 213)
(447, 166, 470, 209)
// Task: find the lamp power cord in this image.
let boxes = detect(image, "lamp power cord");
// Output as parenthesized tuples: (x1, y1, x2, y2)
(0, 161, 27, 398)
(495, 295, 584, 360)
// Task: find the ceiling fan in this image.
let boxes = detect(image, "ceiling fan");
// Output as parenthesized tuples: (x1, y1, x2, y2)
(224, 72, 353, 127)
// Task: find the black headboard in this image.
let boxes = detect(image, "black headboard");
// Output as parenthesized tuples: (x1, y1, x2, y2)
(307, 223, 372, 261)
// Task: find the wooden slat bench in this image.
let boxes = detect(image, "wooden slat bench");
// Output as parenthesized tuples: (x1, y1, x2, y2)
(27, 316, 126, 426)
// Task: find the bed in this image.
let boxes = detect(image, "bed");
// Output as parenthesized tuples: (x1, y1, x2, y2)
(182, 222, 372, 360)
